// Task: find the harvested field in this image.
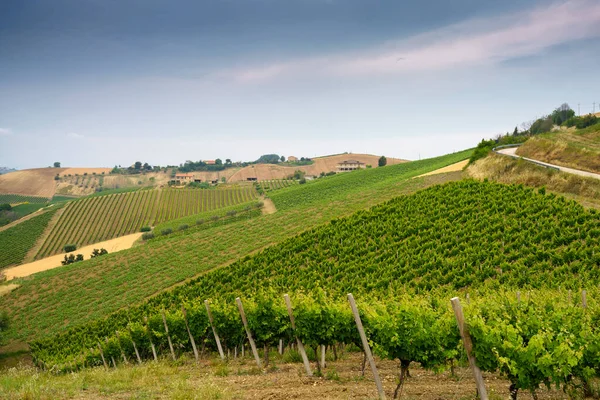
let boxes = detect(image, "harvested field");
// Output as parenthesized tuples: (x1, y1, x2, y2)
(417, 159, 468, 177)
(0, 168, 65, 198)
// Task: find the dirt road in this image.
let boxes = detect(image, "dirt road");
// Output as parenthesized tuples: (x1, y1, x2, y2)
(3, 232, 143, 280)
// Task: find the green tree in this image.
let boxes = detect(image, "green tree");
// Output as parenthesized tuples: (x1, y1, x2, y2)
(225, 159, 232, 165)
(0, 204, 11, 212)
(215, 158, 223, 165)
(134, 161, 142, 170)
(513, 126, 519, 136)
(0, 311, 9, 344)
(378, 156, 387, 167)
(280, 155, 286, 162)
(551, 103, 575, 125)
(53, 162, 61, 168)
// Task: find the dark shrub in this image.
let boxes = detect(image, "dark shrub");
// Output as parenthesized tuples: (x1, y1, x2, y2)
(178, 224, 189, 231)
(161, 228, 173, 236)
(140, 226, 151, 232)
(64, 244, 77, 253)
(142, 232, 155, 240)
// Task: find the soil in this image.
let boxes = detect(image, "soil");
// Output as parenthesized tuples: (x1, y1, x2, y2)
(3, 232, 143, 280)
(0, 284, 19, 297)
(417, 160, 469, 178)
(0, 168, 66, 198)
(261, 197, 277, 215)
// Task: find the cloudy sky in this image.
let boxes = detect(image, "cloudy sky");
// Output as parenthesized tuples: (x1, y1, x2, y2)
(1, 0, 599, 169)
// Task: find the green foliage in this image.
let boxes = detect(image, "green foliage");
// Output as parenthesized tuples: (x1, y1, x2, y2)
(141, 232, 155, 240)
(63, 244, 77, 253)
(0, 209, 57, 268)
(0, 204, 11, 211)
(256, 154, 281, 164)
(160, 228, 173, 236)
(551, 104, 575, 125)
(0, 311, 9, 344)
(140, 226, 151, 232)
(0, 194, 49, 205)
(61, 254, 84, 266)
(378, 156, 387, 167)
(53, 162, 61, 168)
(256, 179, 298, 193)
(90, 248, 108, 258)
(469, 139, 496, 165)
(530, 117, 554, 135)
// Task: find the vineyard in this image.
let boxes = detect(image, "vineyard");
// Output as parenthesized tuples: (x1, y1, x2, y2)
(256, 179, 297, 193)
(270, 149, 473, 211)
(29, 179, 600, 393)
(0, 209, 58, 268)
(35, 187, 258, 259)
(0, 194, 50, 205)
(30, 289, 600, 400)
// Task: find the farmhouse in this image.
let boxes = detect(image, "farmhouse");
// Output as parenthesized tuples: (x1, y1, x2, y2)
(337, 160, 366, 172)
(288, 156, 298, 162)
(204, 160, 216, 165)
(174, 173, 194, 181)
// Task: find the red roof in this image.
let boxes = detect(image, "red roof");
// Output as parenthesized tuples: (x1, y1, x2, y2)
(204, 160, 216, 165)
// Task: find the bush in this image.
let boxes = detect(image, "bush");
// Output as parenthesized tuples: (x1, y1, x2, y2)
(90, 248, 108, 258)
(226, 210, 237, 217)
(0, 204, 11, 212)
(299, 178, 306, 184)
(576, 114, 598, 129)
(142, 232, 155, 240)
(63, 244, 77, 253)
(161, 228, 173, 236)
(211, 215, 219, 222)
(140, 226, 151, 232)
(61, 254, 84, 265)
(378, 156, 387, 167)
(256, 202, 264, 208)
(177, 224, 189, 231)
(196, 219, 205, 225)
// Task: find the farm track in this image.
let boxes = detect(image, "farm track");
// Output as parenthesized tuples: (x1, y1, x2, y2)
(497, 147, 600, 180)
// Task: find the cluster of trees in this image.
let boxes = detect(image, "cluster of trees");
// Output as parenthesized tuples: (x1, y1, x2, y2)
(178, 159, 240, 173)
(524, 103, 598, 135)
(0, 203, 15, 226)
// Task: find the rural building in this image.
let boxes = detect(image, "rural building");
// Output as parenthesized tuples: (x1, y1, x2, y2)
(288, 156, 298, 162)
(337, 160, 366, 172)
(204, 160, 216, 165)
(174, 173, 194, 181)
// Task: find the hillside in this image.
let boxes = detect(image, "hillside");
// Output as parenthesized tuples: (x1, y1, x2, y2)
(0, 150, 471, 344)
(516, 123, 600, 174)
(34, 186, 258, 259)
(0, 168, 65, 199)
(228, 153, 406, 182)
(29, 180, 600, 392)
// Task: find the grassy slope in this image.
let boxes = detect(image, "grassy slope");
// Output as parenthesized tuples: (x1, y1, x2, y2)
(0, 150, 471, 342)
(516, 124, 600, 174)
(468, 153, 600, 210)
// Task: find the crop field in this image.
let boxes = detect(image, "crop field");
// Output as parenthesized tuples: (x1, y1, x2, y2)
(0, 194, 50, 205)
(270, 149, 473, 211)
(0, 209, 58, 269)
(29, 180, 600, 400)
(35, 187, 258, 259)
(0, 151, 471, 344)
(256, 179, 297, 192)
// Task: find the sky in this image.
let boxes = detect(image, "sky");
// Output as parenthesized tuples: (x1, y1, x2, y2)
(1, 0, 600, 169)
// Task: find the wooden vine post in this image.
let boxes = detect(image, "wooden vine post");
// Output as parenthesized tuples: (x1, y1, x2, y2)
(582, 290, 587, 309)
(144, 316, 158, 361)
(204, 300, 225, 361)
(236, 297, 262, 368)
(130, 336, 142, 364)
(115, 331, 129, 364)
(347, 293, 386, 400)
(161, 310, 177, 361)
(451, 297, 488, 400)
(96, 342, 108, 370)
(283, 294, 313, 376)
(182, 306, 199, 362)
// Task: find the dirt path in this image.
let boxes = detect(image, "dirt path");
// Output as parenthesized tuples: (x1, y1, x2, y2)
(497, 147, 600, 180)
(3, 232, 143, 281)
(0, 284, 19, 297)
(261, 197, 277, 215)
(416, 160, 468, 178)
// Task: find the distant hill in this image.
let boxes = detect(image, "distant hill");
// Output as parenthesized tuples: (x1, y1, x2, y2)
(0, 167, 16, 175)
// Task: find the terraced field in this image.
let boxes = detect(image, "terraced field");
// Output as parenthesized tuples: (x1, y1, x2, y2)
(35, 187, 258, 258)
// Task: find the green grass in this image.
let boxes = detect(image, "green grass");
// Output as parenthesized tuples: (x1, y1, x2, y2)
(0, 150, 471, 344)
